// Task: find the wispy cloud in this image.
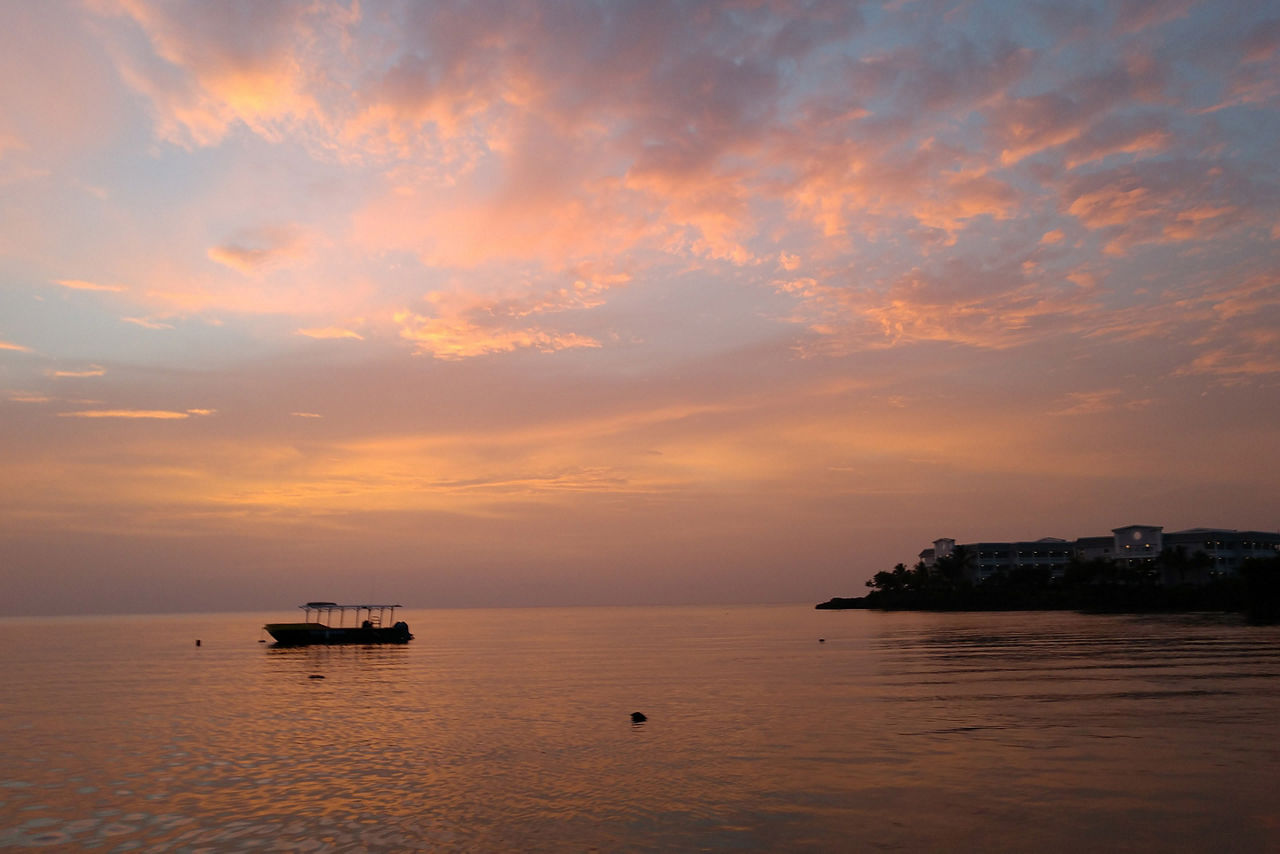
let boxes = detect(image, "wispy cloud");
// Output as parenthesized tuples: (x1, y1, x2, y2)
(54, 279, 127, 293)
(296, 327, 363, 341)
(1051, 389, 1153, 416)
(122, 316, 175, 330)
(51, 366, 106, 378)
(393, 271, 626, 359)
(58, 409, 191, 419)
(207, 225, 307, 274)
(1, 0, 1276, 613)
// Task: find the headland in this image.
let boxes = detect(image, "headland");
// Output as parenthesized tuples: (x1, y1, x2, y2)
(819, 524, 1280, 623)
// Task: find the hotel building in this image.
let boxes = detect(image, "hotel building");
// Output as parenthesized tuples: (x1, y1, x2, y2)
(918, 525, 1280, 584)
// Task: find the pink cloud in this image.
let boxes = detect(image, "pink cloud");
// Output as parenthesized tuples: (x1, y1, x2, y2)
(1062, 160, 1258, 255)
(1242, 18, 1280, 62)
(54, 279, 127, 293)
(58, 409, 190, 419)
(98, 0, 333, 147)
(986, 56, 1168, 167)
(392, 269, 627, 359)
(1050, 389, 1152, 416)
(296, 327, 363, 341)
(1060, 113, 1173, 169)
(395, 310, 601, 360)
(774, 254, 1101, 354)
(207, 225, 307, 274)
(122, 316, 175, 330)
(1112, 0, 1197, 35)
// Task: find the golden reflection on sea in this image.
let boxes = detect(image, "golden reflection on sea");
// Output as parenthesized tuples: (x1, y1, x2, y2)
(1, 607, 1278, 851)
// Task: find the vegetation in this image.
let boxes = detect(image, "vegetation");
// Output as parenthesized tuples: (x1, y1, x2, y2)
(816, 550, 1280, 624)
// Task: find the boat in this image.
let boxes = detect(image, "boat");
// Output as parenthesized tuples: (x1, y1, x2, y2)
(264, 601, 414, 646)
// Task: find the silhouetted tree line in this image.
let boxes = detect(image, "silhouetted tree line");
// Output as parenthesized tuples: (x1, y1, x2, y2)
(817, 547, 1280, 624)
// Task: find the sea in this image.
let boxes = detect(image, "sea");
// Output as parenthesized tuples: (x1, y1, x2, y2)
(1, 605, 1278, 852)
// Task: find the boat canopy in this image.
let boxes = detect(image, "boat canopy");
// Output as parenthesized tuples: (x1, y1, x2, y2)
(297, 602, 405, 627)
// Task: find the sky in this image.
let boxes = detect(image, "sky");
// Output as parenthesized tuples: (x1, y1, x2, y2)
(1, 0, 1278, 616)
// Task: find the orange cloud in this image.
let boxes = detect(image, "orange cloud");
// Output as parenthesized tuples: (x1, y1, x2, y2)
(100, 0, 332, 148)
(1051, 389, 1153, 416)
(122, 316, 175, 330)
(391, 266, 634, 359)
(58, 409, 190, 419)
(0, 340, 32, 352)
(54, 278, 127, 292)
(1064, 162, 1250, 256)
(207, 225, 307, 274)
(774, 254, 1102, 354)
(395, 310, 600, 360)
(52, 366, 106, 378)
(296, 327, 363, 341)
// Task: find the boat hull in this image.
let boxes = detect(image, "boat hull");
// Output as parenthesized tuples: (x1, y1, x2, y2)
(264, 621, 414, 646)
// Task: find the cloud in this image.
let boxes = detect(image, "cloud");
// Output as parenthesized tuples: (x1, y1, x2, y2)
(122, 316, 175, 330)
(986, 59, 1167, 167)
(774, 252, 1102, 354)
(0, 340, 33, 353)
(1060, 112, 1173, 169)
(57, 409, 191, 419)
(296, 327, 363, 341)
(97, 0, 332, 148)
(54, 278, 127, 292)
(207, 225, 307, 274)
(52, 366, 106, 378)
(1112, 0, 1197, 35)
(393, 266, 628, 359)
(1063, 160, 1251, 255)
(1051, 389, 1153, 416)
(1171, 274, 1280, 382)
(292, 412, 322, 418)
(395, 310, 601, 360)
(1242, 17, 1280, 62)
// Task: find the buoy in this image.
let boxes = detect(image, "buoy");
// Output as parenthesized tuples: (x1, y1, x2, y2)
(195, 639, 201, 647)
(818, 638, 825, 643)
(630, 711, 647, 723)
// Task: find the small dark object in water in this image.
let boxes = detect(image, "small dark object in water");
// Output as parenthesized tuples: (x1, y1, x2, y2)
(630, 711, 647, 723)
(818, 638, 825, 643)
(195, 639, 201, 647)
(309, 674, 325, 680)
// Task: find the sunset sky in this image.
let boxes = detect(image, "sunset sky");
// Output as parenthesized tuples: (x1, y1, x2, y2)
(2, 0, 1278, 616)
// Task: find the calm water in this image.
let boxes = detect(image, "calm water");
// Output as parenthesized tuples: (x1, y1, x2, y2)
(1, 606, 1278, 852)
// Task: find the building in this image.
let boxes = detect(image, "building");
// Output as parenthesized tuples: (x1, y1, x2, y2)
(920, 525, 1280, 585)
(1163, 528, 1280, 576)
